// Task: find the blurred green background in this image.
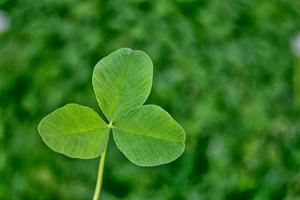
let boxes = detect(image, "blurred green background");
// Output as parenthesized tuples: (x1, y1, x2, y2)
(1, 0, 300, 199)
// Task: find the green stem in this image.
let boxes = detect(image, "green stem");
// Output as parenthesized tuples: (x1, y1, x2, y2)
(92, 150, 107, 200)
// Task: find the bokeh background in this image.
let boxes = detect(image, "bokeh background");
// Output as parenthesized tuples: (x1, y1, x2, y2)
(1, 0, 300, 199)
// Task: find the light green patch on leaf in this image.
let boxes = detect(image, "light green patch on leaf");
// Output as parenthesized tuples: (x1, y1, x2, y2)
(38, 104, 110, 159)
(113, 105, 185, 166)
(92, 48, 153, 122)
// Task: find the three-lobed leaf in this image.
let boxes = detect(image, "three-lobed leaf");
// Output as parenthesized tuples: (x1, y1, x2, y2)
(38, 48, 185, 166)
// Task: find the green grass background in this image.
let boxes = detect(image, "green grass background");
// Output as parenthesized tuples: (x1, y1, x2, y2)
(0, 0, 300, 199)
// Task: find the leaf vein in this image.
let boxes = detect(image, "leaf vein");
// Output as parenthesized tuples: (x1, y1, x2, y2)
(49, 127, 107, 137)
(110, 51, 134, 121)
(113, 127, 182, 143)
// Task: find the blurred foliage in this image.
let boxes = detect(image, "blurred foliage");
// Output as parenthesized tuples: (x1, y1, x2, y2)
(1, 0, 300, 199)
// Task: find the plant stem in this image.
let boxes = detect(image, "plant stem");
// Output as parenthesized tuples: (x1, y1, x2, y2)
(92, 150, 107, 200)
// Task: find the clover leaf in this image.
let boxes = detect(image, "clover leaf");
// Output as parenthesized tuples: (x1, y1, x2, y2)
(38, 48, 186, 199)
(38, 104, 109, 159)
(92, 48, 153, 122)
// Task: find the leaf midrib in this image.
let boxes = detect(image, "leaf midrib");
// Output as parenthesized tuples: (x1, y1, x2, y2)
(110, 51, 133, 121)
(113, 127, 183, 143)
(47, 127, 107, 137)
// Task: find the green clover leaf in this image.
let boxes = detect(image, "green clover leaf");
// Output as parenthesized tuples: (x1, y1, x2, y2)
(113, 105, 185, 166)
(38, 48, 186, 198)
(38, 104, 109, 159)
(92, 48, 153, 122)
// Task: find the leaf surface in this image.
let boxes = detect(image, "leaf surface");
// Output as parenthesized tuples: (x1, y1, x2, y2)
(92, 48, 153, 122)
(38, 104, 109, 159)
(113, 105, 185, 166)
